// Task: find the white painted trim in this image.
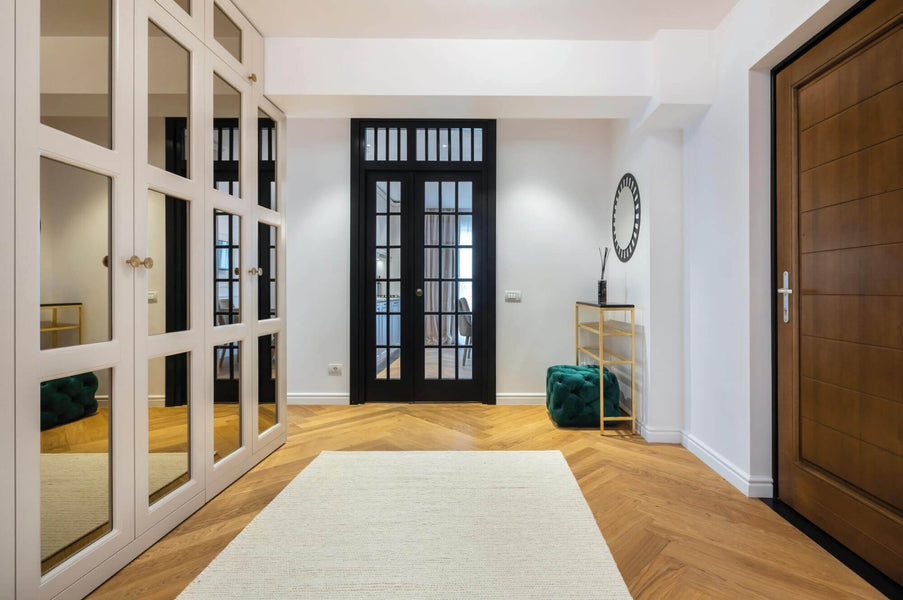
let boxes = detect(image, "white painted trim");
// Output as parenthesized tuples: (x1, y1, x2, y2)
(288, 393, 350, 405)
(637, 421, 682, 444)
(495, 393, 546, 405)
(682, 432, 773, 498)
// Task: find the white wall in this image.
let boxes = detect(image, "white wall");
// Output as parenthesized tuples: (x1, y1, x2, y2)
(285, 119, 351, 403)
(604, 120, 684, 442)
(495, 120, 610, 401)
(681, 0, 858, 496)
(285, 119, 612, 404)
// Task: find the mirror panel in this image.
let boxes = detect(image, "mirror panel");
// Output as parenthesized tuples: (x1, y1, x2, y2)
(148, 21, 190, 177)
(40, 368, 113, 574)
(173, 0, 190, 14)
(40, 158, 111, 350)
(258, 223, 277, 320)
(213, 342, 241, 462)
(258, 334, 277, 434)
(214, 210, 241, 326)
(213, 4, 242, 62)
(213, 74, 241, 197)
(148, 190, 189, 336)
(147, 353, 190, 505)
(40, 0, 112, 148)
(257, 109, 276, 210)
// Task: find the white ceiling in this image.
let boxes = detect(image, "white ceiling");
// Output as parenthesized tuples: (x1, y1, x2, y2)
(233, 0, 737, 40)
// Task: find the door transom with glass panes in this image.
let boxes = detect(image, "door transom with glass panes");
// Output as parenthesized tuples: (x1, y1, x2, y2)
(352, 121, 496, 404)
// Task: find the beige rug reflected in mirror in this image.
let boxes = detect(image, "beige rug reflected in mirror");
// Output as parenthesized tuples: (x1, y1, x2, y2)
(40, 452, 188, 560)
(179, 451, 632, 599)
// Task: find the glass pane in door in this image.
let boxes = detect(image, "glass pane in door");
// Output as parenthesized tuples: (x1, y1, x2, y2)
(148, 21, 190, 177)
(258, 223, 277, 320)
(258, 334, 277, 434)
(40, 158, 112, 350)
(257, 109, 276, 209)
(147, 353, 189, 505)
(40, 368, 113, 574)
(148, 190, 189, 335)
(214, 210, 241, 325)
(423, 180, 473, 380)
(40, 0, 112, 147)
(213, 342, 241, 462)
(213, 74, 240, 197)
(375, 181, 401, 380)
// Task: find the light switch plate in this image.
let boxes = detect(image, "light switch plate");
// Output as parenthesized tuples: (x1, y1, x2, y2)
(504, 290, 522, 303)
(328, 363, 343, 376)
(147, 290, 158, 303)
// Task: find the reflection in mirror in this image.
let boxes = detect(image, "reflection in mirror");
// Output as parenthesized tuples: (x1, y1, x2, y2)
(148, 21, 190, 177)
(148, 353, 189, 505)
(148, 190, 189, 336)
(213, 4, 242, 62)
(214, 210, 240, 326)
(40, 368, 112, 574)
(614, 188, 635, 249)
(258, 334, 277, 434)
(213, 74, 240, 197)
(40, 158, 111, 350)
(258, 109, 276, 210)
(258, 223, 277, 320)
(213, 342, 241, 462)
(41, 0, 112, 147)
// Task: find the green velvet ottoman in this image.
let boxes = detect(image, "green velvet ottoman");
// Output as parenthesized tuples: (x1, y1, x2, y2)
(546, 365, 620, 427)
(40, 372, 99, 431)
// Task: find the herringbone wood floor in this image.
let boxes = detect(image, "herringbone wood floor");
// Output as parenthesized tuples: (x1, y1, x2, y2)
(89, 404, 881, 599)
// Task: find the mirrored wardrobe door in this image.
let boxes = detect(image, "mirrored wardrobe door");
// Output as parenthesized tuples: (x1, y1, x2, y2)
(16, 0, 137, 595)
(251, 96, 286, 452)
(133, 1, 207, 537)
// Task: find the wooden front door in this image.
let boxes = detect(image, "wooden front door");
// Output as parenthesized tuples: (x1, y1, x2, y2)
(775, 0, 902, 583)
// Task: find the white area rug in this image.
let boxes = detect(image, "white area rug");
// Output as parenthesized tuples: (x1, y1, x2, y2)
(178, 451, 632, 599)
(40, 452, 187, 559)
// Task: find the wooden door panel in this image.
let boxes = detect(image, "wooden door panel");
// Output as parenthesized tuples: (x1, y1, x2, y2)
(800, 244, 903, 295)
(799, 136, 902, 212)
(798, 26, 903, 129)
(801, 377, 903, 456)
(777, 0, 903, 584)
(800, 336, 903, 401)
(800, 190, 903, 252)
(799, 82, 903, 170)
(801, 295, 903, 348)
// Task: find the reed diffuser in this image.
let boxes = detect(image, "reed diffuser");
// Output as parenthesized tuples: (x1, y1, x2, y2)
(598, 247, 610, 305)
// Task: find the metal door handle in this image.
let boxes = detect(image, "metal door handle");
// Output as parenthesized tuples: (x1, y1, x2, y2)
(778, 270, 792, 323)
(127, 255, 154, 269)
(416, 288, 423, 297)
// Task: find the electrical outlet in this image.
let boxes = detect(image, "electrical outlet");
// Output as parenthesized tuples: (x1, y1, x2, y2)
(504, 290, 522, 303)
(328, 363, 343, 376)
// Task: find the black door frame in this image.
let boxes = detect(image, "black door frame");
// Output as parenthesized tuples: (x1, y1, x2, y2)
(350, 119, 497, 405)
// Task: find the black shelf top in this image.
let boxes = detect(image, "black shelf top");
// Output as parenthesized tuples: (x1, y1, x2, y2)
(576, 301, 635, 308)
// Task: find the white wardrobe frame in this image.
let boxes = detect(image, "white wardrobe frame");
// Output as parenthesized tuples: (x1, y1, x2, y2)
(9, 0, 287, 597)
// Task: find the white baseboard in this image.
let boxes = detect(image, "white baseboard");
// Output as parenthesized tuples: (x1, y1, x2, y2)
(288, 393, 350, 405)
(682, 432, 773, 498)
(97, 395, 166, 408)
(637, 421, 683, 444)
(495, 393, 546, 405)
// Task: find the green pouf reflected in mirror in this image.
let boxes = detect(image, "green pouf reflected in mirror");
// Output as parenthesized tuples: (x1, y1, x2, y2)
(546, 365, 620, 428)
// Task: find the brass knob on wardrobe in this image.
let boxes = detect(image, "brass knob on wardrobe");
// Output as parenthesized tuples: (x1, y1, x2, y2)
(416, 288, 423, 297)
(248, 73, 258, 83)
(249, 267, 263, 276)
(127, 255, 154, 269)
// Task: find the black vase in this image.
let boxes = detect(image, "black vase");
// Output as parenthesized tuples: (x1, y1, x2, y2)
(598, 280, 607, 305)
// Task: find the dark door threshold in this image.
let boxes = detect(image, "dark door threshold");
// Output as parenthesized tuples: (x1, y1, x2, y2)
(761, 499, 902, 599)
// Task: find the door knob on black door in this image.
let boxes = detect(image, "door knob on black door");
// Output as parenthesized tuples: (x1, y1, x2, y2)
(416, 288, 423, 297)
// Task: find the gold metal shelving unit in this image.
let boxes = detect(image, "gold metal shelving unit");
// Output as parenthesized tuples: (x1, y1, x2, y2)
(575, 301, 636, 434)
(40, 303, 84, 349)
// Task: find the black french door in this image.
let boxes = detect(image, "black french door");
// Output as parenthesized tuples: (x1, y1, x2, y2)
(352, 120, 495, 404)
